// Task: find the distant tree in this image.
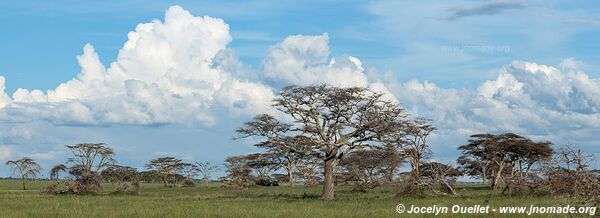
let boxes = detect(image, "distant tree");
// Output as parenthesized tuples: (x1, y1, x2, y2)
(196, 161, 218, 185)
(420, 162, 462, 195)
(339, 149, 397, 192)
(380, 144, 405, 183)
(245, 153, 281, 180)
(101, 165, 140, 193)
(265, 139, 306, 187)
(236, 85, 407, 200)
(145, 157, 183, 187)
(296, 157, 321, 186)
(5, 157, 42, 190)
(457, 133, 553, 191)
(50, 164, 68, 180)
(180, 163, 200, 180)
(223, 155, 256, 189)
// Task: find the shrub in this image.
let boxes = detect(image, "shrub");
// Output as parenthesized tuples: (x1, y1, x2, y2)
(41, 181, 75, 195)
(182, 179, 196, 187)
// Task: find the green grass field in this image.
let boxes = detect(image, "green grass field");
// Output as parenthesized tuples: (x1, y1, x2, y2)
(0, 180, 593, 217)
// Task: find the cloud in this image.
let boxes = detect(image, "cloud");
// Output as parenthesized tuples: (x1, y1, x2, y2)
(23, 151, 64, 161)
(0, 145, 14, 161)
(0, 77, 9, 108)
(387, 60, 600, 149)
(262, 33, 369, 87)
(442, 0, 525, 21)
(1, 5, 274, 126)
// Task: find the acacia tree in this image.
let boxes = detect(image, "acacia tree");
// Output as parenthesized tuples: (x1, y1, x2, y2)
(50, 164, 68, 180)
(101, 165, 140, 193)
(223, 155, 256, 189)
(402, 118, 435, 182)
(66, 143, 115, 173)
(180, 163, 200, 180)
(196, 161, 218, 185)
(296, 156, 321, 186)
(339, 148, 399, 192)
(65, 143, 116, 193)
(5, 157, 42, 190)
(379, 144, 405, 184)
(245, 153, 281, 180)
(420, 162, 462, 195)
(554, 143, 594, 172)
(236, 85, 407, 200)
(265, 139, 306, 187)
(457, 133, 553, 191)
(145, 157, 183, 187)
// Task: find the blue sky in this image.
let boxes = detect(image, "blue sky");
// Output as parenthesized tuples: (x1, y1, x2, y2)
(1, 0, 599, 177)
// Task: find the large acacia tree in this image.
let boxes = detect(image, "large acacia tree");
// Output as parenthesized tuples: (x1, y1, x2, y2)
(236, 85, 407, 200)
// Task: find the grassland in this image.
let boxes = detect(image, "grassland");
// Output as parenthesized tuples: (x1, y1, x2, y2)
(0, 180, 592, 217)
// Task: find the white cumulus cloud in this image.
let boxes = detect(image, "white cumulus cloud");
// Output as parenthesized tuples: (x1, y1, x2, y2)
(2, 5, 274, 126)
(387, 60, 600, 148)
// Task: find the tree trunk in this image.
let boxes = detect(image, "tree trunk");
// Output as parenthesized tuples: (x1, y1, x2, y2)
(481, 166, 488, 185)
(204, 177, 209, 185)
(413, 157, 421, 181)
(322, 158, 335, 200)
(22, 175, 26, 190)
(162, 173, 168, 187)
(287, 162, 294, 187)
(493, 162, 505, 191)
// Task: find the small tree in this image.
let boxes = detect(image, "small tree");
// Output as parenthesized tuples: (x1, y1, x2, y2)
(145, 157, 183, 187)
(50, 164, 67, 180)
(223, 155, 256, 189)
(245, 153, 281, 180)
(554, 143, 594, 172)
(296, 157, 321, 186)
(5, 157, 42, 190)
(196, 161, 218, 185)
(101, 165, 140, 193)
(420, 162, 462, 195)
(403, 118, 435, 182)
(339, 149, 396, 192)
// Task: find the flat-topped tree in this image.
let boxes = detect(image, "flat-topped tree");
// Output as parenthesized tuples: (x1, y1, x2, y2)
(5, 157, 42, 190)
(65, 143, 116, 193)
(145, 157, 183, 187)
(50, 164, 67, 180)
(66, 143, 115, 173)
(236, 85, 408, 200)
(458, 133, 553, 191)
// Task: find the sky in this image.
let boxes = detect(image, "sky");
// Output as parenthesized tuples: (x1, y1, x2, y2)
(1, 0, 600, 177)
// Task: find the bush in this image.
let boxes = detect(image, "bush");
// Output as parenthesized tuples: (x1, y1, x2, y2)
(113, 181, 140, 194)
(256, 178, 279, 186)
(41, 181, 75, 195)
(182, 179, 196, 187)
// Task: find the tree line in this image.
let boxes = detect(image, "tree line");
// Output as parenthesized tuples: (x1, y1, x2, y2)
(3, 85, 599, 207)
